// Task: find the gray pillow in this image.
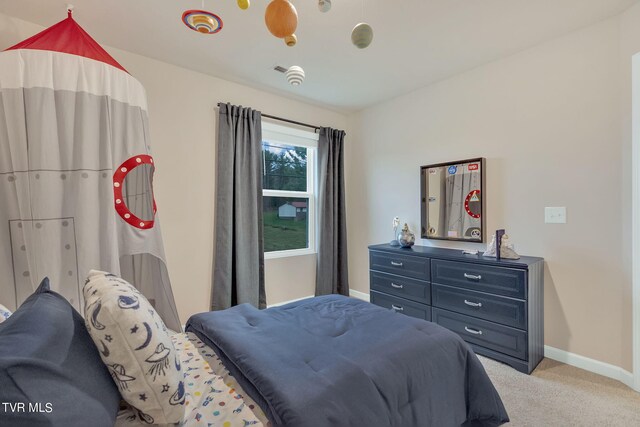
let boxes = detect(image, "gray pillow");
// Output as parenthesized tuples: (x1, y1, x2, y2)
(0, 278, 121, 426)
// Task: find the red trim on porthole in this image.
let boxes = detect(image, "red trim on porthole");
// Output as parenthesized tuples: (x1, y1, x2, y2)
(464, 190, 481, 219)
(113, 155, 157, 229)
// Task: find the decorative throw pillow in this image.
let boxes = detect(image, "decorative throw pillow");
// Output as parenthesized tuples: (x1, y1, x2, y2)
(0, 303, 11, 323)
(0, 278, 121, 426)
(83, 270, 185, 425)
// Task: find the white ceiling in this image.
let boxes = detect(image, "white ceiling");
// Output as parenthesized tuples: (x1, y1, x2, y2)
(0, 0, 637, 112)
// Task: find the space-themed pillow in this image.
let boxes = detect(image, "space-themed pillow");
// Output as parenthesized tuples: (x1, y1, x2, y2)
(83, 270, 185, 425)
(0, 303, 11, 323)
(0, 277, 120, 427)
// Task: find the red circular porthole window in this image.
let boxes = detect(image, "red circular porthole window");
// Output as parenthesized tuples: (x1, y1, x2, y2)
(464, 190, 481, 219)
(113, 155, 157, 229)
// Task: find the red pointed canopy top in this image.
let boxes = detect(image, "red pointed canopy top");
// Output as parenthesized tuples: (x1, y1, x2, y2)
(4, 11, 128, 73)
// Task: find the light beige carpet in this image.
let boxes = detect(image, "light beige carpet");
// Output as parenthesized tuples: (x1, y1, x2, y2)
(479, 356, 640, 426)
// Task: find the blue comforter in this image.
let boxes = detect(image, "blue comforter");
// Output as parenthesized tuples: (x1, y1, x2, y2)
(186, 295, 509, 427)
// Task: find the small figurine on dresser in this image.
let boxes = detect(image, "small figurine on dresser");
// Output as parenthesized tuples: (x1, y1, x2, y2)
(398, 223, 416, 248)
(390, 216, 401, 246)
(483, 229, 520, 260)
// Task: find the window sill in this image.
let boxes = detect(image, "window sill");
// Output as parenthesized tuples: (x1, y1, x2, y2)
(264, 248, 316, 260)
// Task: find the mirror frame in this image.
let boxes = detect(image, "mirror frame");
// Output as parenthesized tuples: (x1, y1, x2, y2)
(420, 157, 486, 243)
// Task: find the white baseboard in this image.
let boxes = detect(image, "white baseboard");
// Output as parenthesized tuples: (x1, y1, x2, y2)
(349, 289, 370, 301)
(544, 345, 636, 390)
(267, 295, 314, 308)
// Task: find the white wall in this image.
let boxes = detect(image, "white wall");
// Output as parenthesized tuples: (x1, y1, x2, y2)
(0, 13, 348, 323)
(346, 12, 640, 372)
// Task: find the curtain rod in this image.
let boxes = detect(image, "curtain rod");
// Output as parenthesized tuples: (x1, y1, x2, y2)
(217, 102, 320, 132)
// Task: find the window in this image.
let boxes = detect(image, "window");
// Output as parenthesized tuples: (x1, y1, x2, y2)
(262, 121, 318, 258)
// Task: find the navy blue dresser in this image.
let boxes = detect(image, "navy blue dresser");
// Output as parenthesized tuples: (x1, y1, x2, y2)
(369, 244, 544, 374)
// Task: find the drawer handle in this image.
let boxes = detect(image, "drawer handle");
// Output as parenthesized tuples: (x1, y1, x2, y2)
(464, 326, 483, 335)
(464, 299, 483, 308)
(390, 261, 404, 267)
(391, 304, 404, 312)
(464, 273, 482, 281)
(391, 283, 404, 289)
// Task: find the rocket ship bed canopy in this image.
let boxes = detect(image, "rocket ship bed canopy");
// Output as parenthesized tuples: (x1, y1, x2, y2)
(0, 12, 181, 331)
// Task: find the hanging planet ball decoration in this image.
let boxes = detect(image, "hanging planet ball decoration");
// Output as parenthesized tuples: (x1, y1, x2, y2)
(351, 22, 373, 49)
(265, 0, 298, 38)
(318, 0, 331, 13)
(182, 10, 223, 34)
(237, 0, 250, 10)
(284, 34, 297, 47)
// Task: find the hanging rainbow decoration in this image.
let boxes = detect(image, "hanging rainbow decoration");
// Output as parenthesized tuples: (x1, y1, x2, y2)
(182, 10, 223, 34)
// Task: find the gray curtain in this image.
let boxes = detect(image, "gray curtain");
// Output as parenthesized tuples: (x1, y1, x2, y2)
(211, 103, 266, 310)
(315, 127, 349, 296)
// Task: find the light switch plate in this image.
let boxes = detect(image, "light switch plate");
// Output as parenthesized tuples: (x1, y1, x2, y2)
(545, 207, 566, 224)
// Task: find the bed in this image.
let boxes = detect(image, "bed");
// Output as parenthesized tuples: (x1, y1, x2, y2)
(117, 295, 508, 426)
(2, 277, 507, 427)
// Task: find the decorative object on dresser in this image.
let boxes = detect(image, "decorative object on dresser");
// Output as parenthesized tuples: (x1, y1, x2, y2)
(369, 243, 544, 374)
(484, 230, 521, 260)
(397, 223, 416, 248)
(421, 158, 486, 242)
(390, 216, 401, 246)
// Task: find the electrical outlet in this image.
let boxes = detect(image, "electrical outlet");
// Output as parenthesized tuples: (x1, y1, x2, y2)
(545, 207, 566, 224)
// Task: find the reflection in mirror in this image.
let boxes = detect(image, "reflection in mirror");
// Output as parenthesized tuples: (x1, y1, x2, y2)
(122, 164, 155, 221)
(421, 158, 485, 242)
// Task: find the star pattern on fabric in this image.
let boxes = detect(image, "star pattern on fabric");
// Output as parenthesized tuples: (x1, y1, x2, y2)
(139, 393, 147, 402)
(104, 335, 113, 342)
(130, 324, 139, 334)
(161, 384, 170, 393)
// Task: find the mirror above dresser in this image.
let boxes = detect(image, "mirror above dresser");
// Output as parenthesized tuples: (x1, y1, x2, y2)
(421, 158, 486, 242)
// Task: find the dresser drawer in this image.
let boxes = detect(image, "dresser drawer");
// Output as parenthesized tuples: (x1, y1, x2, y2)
(431, 259, 526, 299)
(370, 291, 431, 321)
(433, 308, 527, 360)
(370, 251, 430, 280)
(370, 271, 431, 305)
(432, 284, 526, 329)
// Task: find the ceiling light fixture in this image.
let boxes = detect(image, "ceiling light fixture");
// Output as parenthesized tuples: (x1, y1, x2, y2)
(318, 0, 331, 13)
(285, 66, 305, 86)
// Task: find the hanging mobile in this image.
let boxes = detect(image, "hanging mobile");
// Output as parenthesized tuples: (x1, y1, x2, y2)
(351, 0, 373, 48)
(182, 1, 223, 34)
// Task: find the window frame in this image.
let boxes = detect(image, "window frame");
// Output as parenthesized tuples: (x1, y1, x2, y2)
(262, 121, 319, 259)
